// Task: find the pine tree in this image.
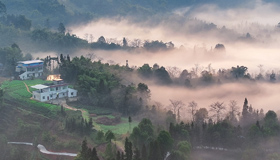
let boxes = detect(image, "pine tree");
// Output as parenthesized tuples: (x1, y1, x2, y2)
(81, 138, 89, 159)
(125, 138, 133, 160)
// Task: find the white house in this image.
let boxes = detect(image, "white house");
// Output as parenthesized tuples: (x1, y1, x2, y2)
(16, 60, 44, 80)
(31, 79, 77, 102)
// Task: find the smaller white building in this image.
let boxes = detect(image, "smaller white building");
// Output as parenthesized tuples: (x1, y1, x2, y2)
(16, 60, 44, 80)
(31, 79, 77, 102)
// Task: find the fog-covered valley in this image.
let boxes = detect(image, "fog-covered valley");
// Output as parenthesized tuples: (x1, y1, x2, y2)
(2, 0, 280, 160)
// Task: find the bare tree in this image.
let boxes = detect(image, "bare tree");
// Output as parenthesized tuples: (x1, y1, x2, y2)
(89, 34, 94, 43)
(86, 53, 96, 61)
(166, 66, 182, 78)
(131, 39, 142, 47)
(154, 101, 163, 111)
(188, 101, 198, 122)
(169, 99, 185, 122)
(228, 100, 240, 123)
(209, 102, 226, 122)
(191, 63, 202, 78)
(84, 33, 89, 41)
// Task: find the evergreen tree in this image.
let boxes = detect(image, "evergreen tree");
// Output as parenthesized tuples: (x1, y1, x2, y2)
(148, 140, 161, 160)
(125, 138, 133, 160)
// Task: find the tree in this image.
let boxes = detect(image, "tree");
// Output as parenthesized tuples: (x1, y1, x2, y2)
(138, 64, 152, 78)
(157, 130, 173, 157)
(188, 101, 197, 122)
(128, 116, 132, 133)
(58, 22, 66, 34)
(231, 65, 248, 79)
(79, 138, 90, 160)
(148, 140, 161, 160)
(166, 66, 181, 78)
(227, 100, 240, 124)
(91, 148, 99, 160)
(195, 108, 208, 124)
(201, 70, 213, 83)
(125, 137, 133, 160)
(263, 110, 280, 136)
(169, 100, 185, 122)
(270, 72, 276, 82)
(214, 43, 226, 52)
(130, 118, 154, 149)
(209, 102, 226, 122)
(177, 141, 191, 159)
(97, 36, 106, 43)
(123, 37, 128, 47)
(104, 142, 115, 160)
(105, 130, 115, 142)
(154, 67, 172, 84)
(0, 1, 6, 15)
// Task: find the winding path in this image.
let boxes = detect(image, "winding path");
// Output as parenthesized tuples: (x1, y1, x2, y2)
(8, 142, 77, 157)
(23, 82, 32, 94)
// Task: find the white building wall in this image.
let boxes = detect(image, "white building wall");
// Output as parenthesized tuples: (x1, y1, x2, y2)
(19, 72, 28, 80)
(32, 91, 41, 101)
(32, 85, 78, 102)
(68, 88, 77, 97)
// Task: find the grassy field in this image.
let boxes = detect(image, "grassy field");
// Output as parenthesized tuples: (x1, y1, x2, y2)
(2, 80, 140, 135)
(1, 80, 60, 116)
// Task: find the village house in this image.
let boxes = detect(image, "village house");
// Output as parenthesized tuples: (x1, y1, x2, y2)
(31, 79, 77, 102)
(16, 60, 44, 80)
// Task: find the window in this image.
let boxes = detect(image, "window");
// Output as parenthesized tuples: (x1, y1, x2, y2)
(56, 87, 58, 90)
(71, 92, 73, 96)
(50, 95, 52, 98)
(63, 93, 64, 96)
(43, 96, 45, 99)
(50, 88, 54, 91)
(34, 95, 36, 98)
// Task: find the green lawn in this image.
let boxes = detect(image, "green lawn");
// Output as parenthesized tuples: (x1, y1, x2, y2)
(1, 80, 59, 116)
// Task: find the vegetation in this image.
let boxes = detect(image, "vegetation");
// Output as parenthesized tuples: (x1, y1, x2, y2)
(1, 0, 280, 160)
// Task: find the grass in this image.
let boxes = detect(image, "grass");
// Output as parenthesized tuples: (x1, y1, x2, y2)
(2, 79, 140, 135)
(97, 117, 138, 135)
(69, 102, 114, 115)
(1, 80, 60, 117)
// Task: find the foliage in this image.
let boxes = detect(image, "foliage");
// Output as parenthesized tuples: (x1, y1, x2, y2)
(105, 130, 115, 142)
(157, 130, 173, 157)
(0, 43, 23, 76)
(75, 138, 100, 160)
(130, 118, 154, 149)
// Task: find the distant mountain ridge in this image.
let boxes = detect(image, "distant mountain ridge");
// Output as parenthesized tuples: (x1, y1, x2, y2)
(2, 0, 277, 27)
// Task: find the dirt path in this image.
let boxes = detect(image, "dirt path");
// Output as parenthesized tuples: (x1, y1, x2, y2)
(23, 82, 32, 94)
